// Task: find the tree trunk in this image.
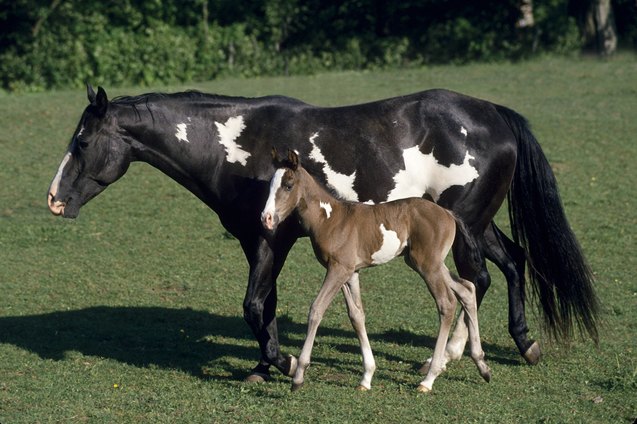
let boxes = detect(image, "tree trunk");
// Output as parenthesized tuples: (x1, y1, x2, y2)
(571, 0, 618, 55)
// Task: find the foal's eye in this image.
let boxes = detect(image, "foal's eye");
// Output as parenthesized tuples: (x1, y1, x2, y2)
(283, 183, 293, 192)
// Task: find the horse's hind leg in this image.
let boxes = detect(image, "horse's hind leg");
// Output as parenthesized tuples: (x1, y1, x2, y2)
(483, 223, 540, 365)
(342, 272, 376, 390)
(292, 263, 352, 391)
(449, 277, 492, 382)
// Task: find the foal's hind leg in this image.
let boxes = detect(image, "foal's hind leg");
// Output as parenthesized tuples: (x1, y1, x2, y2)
(415, 266, 457, 392)
(449, 277, 492, 382)
(342, 272, 376, 390)
(292, 263, 353, 391)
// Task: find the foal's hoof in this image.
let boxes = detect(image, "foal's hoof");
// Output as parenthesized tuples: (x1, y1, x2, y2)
(284, 355, 298, 377)
(416, 384, 431, 393)
(244, 372, 271, 383)
(523, 341, 541, 366)
(291, 382, 304, 392)
(355, 385, 370, 392)
(481, 367, 492, 383)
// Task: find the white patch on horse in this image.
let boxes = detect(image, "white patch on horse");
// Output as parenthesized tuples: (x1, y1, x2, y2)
(387, 146, 479, 202)
(175, 123, 189, 143)
(371, 224, 405, 265)
(363, 200, 375, 205)
(215, 116, 250, 165)
(49, 151, 72, 197)
(262, 169, 285, 219)
(308, 132, 359, 201)
(460, 126, 468, 137)
(319, 201, 332, 219)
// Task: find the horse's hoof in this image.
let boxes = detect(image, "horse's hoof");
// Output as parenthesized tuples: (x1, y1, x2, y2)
(244, 372, 271, 383)
(355, 385, 370, 391)
(285, 355, 298, 377)
(291, 382, 304, 392)
(416, 384, 431, 393)
(523, 341, 541, 366)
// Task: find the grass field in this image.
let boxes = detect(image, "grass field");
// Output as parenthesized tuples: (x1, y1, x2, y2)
(1, 55, 636, 423)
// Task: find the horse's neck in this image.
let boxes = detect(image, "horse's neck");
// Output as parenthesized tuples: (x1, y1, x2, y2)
(117, 106, 213, 202)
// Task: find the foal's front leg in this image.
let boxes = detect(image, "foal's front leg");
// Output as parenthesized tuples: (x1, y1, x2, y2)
(342, 272, 376, 391)
(292, 263, 353, 391)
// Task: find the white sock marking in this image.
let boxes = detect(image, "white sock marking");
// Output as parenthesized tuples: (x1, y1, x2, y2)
(309, 132, 358, 201)
(175, 123, 189, 143)
(215, 116, 250, 165)
(371, 224, 405, 264)
(387, 146, 479, 202)
(319, 201, 332, 219)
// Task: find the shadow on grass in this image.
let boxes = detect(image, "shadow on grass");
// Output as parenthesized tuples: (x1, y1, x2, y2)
(0, 306, 520, 382)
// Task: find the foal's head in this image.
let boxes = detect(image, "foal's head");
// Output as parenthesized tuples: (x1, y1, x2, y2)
(261, 149, 304, 231)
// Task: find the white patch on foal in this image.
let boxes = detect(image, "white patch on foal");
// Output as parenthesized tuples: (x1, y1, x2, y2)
(308, 132, 359, 201)
(319, 201, 332, 219)
(371, 224, 405, 265)
(387, 146, 479, 202)
(215, 116, 250, 165)
(262, 168, 285, 220)
(175, 123, 189, 143)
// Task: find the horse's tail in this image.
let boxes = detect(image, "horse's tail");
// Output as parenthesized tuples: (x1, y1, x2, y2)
(495, 104, 600, 343)
(450, 212, 484, 280)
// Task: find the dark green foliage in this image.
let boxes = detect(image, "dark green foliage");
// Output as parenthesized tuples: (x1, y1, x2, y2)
(0, 0, 634, 91)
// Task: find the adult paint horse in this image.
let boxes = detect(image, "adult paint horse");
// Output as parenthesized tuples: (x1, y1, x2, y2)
(48, 85, 598, 382)
(261, 149, 491, 392)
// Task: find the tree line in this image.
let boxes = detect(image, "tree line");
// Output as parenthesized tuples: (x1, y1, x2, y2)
(1, 0, 635, 92)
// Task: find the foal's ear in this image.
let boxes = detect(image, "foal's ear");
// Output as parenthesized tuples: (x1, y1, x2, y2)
(287, 149, 299, 170)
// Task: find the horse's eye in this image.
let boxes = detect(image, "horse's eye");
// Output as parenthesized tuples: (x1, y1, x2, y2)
(78, 140, 89, 149)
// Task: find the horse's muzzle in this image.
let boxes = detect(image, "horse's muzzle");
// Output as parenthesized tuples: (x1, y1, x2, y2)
(47, 192, 66, 216)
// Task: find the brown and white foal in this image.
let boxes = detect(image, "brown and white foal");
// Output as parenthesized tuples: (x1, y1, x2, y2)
(261, 149, 491, 392)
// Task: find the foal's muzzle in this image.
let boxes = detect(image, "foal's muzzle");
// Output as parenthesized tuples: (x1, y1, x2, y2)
(261, 211, 279, 231)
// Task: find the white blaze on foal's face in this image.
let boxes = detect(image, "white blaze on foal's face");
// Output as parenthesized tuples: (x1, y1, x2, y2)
(262, 168, 299, 230)
(371, 224, 406, 265)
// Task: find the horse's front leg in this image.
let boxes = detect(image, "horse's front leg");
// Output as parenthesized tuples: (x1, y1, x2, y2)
(243, 236, 297, 382)
(342, 272, 376, 391)
(292, 264, 352, 391)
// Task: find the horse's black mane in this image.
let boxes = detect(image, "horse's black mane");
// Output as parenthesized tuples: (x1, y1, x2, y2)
(111, 90, 305, 107)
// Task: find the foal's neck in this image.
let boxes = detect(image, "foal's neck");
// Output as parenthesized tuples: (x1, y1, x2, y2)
(297, 167, 344, 231)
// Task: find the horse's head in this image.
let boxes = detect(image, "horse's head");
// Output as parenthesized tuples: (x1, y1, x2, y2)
(261, 149, 302, 231)
(48, 85, 132, 218)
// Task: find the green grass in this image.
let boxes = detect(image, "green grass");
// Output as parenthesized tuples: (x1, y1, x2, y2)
(1, 54, 636, 423)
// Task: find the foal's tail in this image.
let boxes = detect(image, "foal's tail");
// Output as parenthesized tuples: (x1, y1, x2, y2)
(495, 104, 600, 343)
(450, 212, 484, 281)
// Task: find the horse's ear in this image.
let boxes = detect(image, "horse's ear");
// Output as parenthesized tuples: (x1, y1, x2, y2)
(95, 86, 108, 117)
(287, 149, 299, 170)
(87, 83, 96, 104)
